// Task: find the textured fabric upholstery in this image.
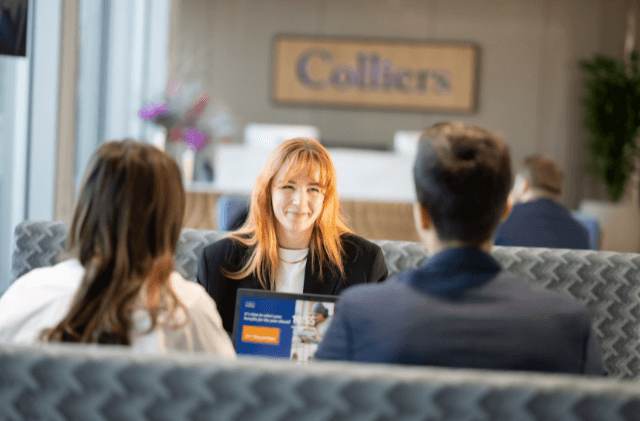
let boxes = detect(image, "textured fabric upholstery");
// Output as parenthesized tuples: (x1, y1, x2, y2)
(492, 246, 640, 380)
(10, 221, 640, 380)
(11, 221, 69, 286)
(1, 342, 640, 421)
(174, 228, 228, 282)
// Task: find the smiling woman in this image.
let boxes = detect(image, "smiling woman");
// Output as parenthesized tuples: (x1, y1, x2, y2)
(271, 162, 325, 250)
(196, 138, 389, 333)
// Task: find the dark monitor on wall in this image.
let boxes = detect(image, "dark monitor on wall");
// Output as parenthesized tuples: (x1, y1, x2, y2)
(0, 0, 28, 57)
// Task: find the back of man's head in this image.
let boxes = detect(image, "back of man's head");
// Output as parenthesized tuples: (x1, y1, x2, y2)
(518, 155, 564, 197)
(413, 121, 512, 246)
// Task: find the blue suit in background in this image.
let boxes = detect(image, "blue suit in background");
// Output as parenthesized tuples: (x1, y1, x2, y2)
(315, 247, 605, 375)
(494, 198, 590, 249)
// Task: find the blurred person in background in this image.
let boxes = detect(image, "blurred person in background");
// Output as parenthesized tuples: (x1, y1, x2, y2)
(0, 140, 235, 356)
(494, 155, 589, 249)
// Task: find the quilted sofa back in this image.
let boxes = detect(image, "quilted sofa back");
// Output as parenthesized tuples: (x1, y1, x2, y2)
(10, 221, 640, 380)
(1, 342, 640, 421)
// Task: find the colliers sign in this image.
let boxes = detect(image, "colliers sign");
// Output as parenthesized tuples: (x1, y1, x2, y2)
(272, 35, 479, 112)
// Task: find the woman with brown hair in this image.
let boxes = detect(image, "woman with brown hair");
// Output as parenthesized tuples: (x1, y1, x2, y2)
(197, 138, 388, 333)
(0, 140, 235, 355)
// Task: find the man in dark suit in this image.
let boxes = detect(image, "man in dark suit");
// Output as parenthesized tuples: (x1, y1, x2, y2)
(315, 122, 605, 375)
(494, 155, 590, 249)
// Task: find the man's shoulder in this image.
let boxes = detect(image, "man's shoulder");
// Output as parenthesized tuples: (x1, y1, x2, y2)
(493, 271, 589, 314)
(497, 203, 532, 232)
(508, 200, 549, 219)
(498, 199, 590, 248)
(513, 199, 575, 221)
(339, 275, 407, 304)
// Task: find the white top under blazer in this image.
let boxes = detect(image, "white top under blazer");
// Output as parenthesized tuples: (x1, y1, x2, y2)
(0, 259, 236, 357)
(275, 247, 309, 294)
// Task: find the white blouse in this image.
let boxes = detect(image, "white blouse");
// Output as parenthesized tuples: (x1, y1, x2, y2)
(275, 247, 308, 294)
(0, 259, 236, 357)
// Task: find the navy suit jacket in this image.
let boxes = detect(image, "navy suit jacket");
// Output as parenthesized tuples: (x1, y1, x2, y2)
(494, 198, 590, 249)
(316, 248, 606, 375)
(197, 233, 388, 334)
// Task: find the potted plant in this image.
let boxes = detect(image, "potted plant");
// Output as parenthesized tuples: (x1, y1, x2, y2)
(581, 52, 640, 201)
(579, 52, 640, 251)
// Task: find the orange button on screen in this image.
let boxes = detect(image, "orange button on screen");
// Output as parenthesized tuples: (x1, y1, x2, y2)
(241, 325, 280, 345)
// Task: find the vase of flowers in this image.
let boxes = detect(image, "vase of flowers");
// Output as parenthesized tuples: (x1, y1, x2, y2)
(139, 80, 233, 182)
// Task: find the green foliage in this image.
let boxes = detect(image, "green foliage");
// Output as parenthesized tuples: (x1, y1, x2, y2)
(580, 51, 640, 201)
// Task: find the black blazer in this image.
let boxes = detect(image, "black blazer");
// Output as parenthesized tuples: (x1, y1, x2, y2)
(197, 233, 389, 333)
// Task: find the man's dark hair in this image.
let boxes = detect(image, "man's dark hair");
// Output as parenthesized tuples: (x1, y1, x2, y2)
(413, 122, 512, 246)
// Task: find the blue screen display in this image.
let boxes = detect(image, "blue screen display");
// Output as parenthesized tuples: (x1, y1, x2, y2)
(235, 296, 296, 358)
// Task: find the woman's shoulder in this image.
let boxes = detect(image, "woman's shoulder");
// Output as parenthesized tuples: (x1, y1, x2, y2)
(168, 271, 212, 308)
(9, 259, 84, 294)
(169, 271, 208, 307)
(201, 236, 250, 260)
(167, 273, 226, 328)
(149, 272, 235, 356)
(339, 232, 383, 255)
(0, 259, 86, 344)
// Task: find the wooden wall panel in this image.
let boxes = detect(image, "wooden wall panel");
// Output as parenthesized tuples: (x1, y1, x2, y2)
(183, 192, 220, 231)
(340, 200, 419, 242)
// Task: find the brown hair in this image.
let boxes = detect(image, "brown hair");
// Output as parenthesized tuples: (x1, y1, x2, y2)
(42, 140, 186, 344)
(520, 154, 564, 196)
(227, 137, 352, 290)
(414, 121, 512, 246)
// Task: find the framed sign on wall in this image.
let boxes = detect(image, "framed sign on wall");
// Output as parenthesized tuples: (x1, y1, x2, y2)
(272, 35, 479, 113)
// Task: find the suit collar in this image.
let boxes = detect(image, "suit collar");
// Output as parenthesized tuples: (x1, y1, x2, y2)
(403, 247, 502, 299)
(514, 198, 568, 216)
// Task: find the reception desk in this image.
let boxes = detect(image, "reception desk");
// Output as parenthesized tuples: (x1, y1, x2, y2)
(183, 144, 420, 241)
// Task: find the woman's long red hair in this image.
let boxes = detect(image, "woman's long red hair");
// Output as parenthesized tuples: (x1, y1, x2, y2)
(226, 137, 352, 289)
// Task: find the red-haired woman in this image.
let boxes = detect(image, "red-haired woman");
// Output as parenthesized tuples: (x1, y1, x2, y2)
(197, 138, 388, 333)
(0, 140, 235, 356)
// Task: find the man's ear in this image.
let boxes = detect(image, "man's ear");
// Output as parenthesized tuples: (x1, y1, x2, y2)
(501, 196, 513, 223)
(413, 203, 431, 230)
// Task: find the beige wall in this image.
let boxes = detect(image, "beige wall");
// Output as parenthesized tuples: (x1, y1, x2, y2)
(171, 0, 628, 208)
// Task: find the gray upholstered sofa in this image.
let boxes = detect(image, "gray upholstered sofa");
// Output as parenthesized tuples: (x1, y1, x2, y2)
(2, 342, 640, 421)
(4, 221, 640, 420)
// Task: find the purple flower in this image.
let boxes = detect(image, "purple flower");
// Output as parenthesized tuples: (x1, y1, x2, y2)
(138, 102, 169, 121)
(183, 128, 210, 152)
